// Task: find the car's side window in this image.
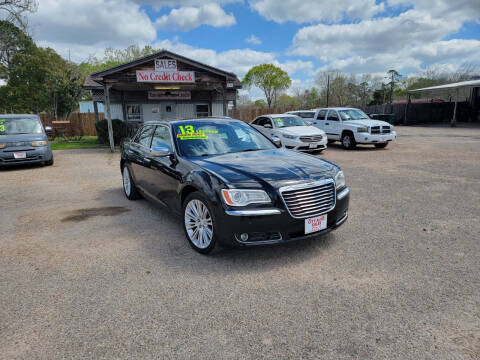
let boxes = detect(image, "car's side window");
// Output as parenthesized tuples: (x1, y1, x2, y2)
(317, 110, 327, 120)
(252, 118, 262, 125)
(151, 126, 173, 152)
(327, 110, 339, 121)
(264, 118, 273, 128)
(137, 126, 155, 148)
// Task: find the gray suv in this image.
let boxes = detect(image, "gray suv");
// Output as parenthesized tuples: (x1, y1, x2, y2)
(0, 115, 54, 166)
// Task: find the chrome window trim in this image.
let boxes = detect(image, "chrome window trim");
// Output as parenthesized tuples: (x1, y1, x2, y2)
(279, 179, 336, 219)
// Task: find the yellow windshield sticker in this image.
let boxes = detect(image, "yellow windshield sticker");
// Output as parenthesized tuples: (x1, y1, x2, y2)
(274, 118, 284, 126)
(0, 119, 4, 133)
(177, 126, 219, 140)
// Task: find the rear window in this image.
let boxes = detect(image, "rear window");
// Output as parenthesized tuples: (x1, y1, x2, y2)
(295, 112, 315, 119)
(0, 118, 43, 135)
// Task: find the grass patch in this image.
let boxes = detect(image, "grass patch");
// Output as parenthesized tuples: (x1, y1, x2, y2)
(50, 136, 104, 150)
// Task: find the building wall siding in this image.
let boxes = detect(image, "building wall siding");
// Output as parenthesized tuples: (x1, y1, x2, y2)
(111, 103, 123, 120)
(212, 101, 224, 116)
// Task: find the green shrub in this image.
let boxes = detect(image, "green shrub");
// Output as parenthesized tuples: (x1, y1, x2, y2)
(95, 119, 125, 145)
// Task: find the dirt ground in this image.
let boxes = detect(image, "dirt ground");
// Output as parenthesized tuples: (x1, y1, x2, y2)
(1, 125, 479, 359)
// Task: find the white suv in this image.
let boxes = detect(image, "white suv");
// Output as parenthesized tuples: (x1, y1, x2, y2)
(250, 114, 328, 152)
(308, 107, 397, 149)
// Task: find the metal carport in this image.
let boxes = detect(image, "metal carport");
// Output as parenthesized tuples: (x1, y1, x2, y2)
(405, 79, 480, 126)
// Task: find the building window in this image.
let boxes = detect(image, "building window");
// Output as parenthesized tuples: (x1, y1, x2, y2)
(196, 104, 209, 118)
(127, 104, 143, 122)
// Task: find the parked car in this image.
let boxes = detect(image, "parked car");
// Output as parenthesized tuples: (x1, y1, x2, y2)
(250, 114, 328, 152)
(121, 118, 349, 254)
(285, 110, 316, 124)
(305, 107, 397, 149)
(0, 115, 53, 166)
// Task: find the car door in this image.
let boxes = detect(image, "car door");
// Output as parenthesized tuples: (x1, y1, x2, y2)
(325, 110, 341, 140)
(252, 117, 274, 139)
(312, 110, 327, 128)
(142, 125, 182, 209)
(129, 125, 155, 190)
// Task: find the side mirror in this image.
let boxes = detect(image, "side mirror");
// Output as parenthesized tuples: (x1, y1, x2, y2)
(44, 126, 52, 132)
(264, 123, 272, 128)
(271, 136, 282, 148)
(150, 146, 170, 157)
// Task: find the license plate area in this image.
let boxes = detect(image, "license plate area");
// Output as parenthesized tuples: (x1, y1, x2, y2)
(14, 152, 27, 159)
(305, 214, 327, 234)
(309, 143, 318, 149)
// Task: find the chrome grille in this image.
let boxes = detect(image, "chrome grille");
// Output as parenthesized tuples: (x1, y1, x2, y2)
(299, 135, 323, 143)
(280, 179, 336, 219)
(370, 126, 380, 134)
(382, 126, 391, 134)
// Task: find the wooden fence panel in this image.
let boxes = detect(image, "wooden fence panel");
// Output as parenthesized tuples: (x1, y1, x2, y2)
(229, 106, 296, 122)
(40, 112, 104, 136)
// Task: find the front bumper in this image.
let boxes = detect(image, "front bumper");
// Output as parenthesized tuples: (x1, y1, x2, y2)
(215, 187, 350, 246)
(355, 131, 396, 144)
(283, 137, 328, 152)
(0, 146, 52, 166)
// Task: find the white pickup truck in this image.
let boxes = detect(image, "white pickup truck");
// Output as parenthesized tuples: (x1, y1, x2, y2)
(287, 108, 396, 150)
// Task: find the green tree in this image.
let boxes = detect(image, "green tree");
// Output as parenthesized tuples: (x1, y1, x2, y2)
(0, 20, 34, 79)
(254, 99, 266, 107)
(0, 0, 37, 29)
(242, 64, 291, 108)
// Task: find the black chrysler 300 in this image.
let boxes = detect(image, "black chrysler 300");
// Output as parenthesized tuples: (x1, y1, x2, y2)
(121, 118, 350, 254)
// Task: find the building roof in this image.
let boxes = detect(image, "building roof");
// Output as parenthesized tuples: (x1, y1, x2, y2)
(83, 75, 102, 90)
(408, 79, 480, 93)
(88, 49, 241, 85)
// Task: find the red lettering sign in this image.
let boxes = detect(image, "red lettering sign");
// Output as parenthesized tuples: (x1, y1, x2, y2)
(136, 70, 195, 83)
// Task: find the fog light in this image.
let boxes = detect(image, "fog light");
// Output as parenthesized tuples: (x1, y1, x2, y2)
(240, 233, 249, 241)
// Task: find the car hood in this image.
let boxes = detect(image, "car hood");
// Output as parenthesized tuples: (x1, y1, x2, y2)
(280, 126, 325, 136)
(343, 119, 391, 127)
(190, 149, 338, 188)
(0, 133, 46, 143)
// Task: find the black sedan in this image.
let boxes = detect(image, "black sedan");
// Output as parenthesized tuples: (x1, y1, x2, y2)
(121, 118, 349, 254)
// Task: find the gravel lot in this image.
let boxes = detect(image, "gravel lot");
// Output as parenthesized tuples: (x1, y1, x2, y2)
(1, 125, 479, 359)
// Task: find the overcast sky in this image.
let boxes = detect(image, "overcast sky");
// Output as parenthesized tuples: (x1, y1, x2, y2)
(27, 0, 480, 94)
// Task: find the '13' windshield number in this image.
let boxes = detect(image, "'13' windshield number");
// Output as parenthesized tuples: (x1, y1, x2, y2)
(178, 125, 194, 134)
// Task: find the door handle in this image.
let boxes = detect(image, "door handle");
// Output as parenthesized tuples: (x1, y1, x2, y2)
(325, 122, 330, 125)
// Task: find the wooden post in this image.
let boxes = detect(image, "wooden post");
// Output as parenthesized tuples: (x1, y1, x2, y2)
(104, 84, 114, 152)
(121, 91, 128, 137)
(451, 88, 458, 127)
(222, 88, 227, 116)
(93, 101, 100, 123)
(404, 93, 410, 125)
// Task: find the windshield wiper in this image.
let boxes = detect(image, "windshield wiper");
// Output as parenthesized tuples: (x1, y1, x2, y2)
(239, 148, 261, 152)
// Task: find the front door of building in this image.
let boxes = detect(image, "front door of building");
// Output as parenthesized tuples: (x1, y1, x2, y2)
(162, 103, 176, 120)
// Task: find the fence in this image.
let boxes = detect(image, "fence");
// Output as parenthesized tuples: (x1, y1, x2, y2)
(40, 112, 103, 136)
(228, 106, 296, 122)
(365, 101, 472, 125)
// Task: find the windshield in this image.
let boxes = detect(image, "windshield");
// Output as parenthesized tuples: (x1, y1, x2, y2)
(273, 116, 306, 128)
(338, 109, 369, 121)
(173, 121, 276, 157)
(0, 118, 43, 135)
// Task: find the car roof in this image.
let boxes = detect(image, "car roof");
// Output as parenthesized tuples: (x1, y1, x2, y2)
(257, 114, 298, 118)
(0, 114, 40, 119)
(143, 117, 244, 126)
(286, 110, 315, 113)
(313, 107, 360, 111)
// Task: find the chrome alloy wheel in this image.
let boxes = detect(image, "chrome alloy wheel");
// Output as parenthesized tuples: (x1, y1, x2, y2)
(342, 135, 351, 148)
(184, 199, 213, 249)
(123, 166, 131, 196)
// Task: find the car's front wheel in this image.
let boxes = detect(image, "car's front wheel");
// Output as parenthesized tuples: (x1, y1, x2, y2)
(183, 192, 217, 254)
(341, 132, 356, 150)
(122, 165, 141, 200)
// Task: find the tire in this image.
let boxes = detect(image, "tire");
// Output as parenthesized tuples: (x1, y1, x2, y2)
(44, 157, 54, 166)
(375, 143, 388, 149)
(341, 132, 356, 150)
(182, 192, 218, 254)
(122, 165, 141, 200)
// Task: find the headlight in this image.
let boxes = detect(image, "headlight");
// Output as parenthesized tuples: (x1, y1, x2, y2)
(282, 134, 297, 140)
(357, 127, 368, 133)
(221, 189, 271, 206)
(31, 141, 47, 147)
(335, 170, 346, 189)
(0, 143, 5, 149)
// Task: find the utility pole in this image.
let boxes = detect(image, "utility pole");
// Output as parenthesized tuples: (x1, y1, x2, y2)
(326, 75, 330, 107)
(390, 71, 394, 104)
